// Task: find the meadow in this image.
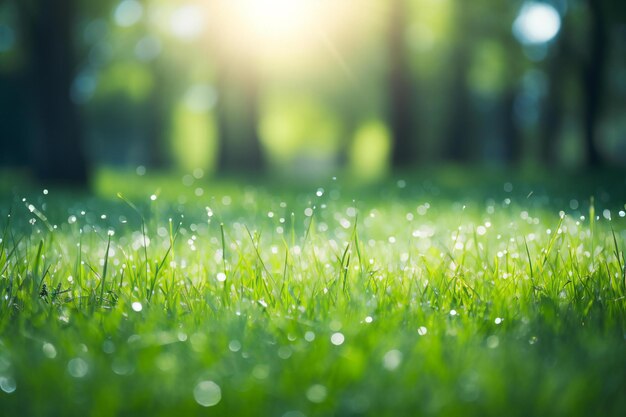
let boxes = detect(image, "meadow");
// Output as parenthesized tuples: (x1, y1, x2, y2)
(0, 169, 625, 417)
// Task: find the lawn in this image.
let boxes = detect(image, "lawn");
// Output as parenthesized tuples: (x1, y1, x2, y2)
(1, 169, 625, 417)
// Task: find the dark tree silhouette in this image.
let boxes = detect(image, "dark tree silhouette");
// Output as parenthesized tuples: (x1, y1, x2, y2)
(388, 0, 417, 168)
(443, 0, 473, 162)
(211, 3, 264, 175)
(0, 70, 30, 166)
(144, 57, 172, 170)
(501, 87, 522, 165)
(215, 62, 263, 174)
(16, 0, 88, 185)
(581, 0, 608, 167)
(540, 30, 568, 166)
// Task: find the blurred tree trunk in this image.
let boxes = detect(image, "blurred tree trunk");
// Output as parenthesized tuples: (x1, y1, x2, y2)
(212, 2, 264, 175)
(215, 62, 263, 174)
(581, 0, 608, 167)
(0, 71, 31, 166)
(501, 88, 521, 165)
(388, 0, 416, 168)
(444, 0, 472, 162)
(16, 0, 89, 185)
(145, 59, 171, 170)
(541, 39, 566, 166)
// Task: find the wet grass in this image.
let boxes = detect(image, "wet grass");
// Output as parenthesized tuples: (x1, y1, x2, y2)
(1, 169, 626, 416)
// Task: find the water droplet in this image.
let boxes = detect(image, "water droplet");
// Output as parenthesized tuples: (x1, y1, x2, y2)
(102, 340, 115, 354)
(382, 349, 403, 371)
(417, 326, 427, 336)
(330, 332, 344, 346)
(228, 340, 241, 352)
(278, 346, 292, 359)
(193, 380, 222, 407)
(304, 331, 315, 342)
(42, 342, 57, 358)
(67, 358, 89, 378)
(193, 168, 204, 179)
(486, 335, 499, 349)
(450, 309, 458, 316)
(0, 376, 16, 393)
(364, 316, 373, 324)
(495, 317, 503, 325)
(216, 272, 227, 282)
(132, 301, 143, 312)
(252, 364, 270, 380)
(306, 384, 327, 403)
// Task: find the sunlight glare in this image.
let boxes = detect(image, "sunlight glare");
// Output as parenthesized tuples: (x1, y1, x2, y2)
(170, 5, 205, 40)
(236, 0, 317, 40)
(513, 2, 561, 45)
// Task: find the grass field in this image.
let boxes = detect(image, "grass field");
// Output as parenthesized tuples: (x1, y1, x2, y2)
(1, 169, 626, 416)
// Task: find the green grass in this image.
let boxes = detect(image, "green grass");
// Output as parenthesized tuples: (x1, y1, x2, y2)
(1, 170, 626, 417)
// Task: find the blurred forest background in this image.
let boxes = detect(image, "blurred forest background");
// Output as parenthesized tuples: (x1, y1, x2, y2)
(0, 0, 625, 185)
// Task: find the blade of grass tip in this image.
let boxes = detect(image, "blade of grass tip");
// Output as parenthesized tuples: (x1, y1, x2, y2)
(301, 207, 314, 251)
(281, 246, 289, 299)
(610, 226, 623, 275)
(100, 234, 111, 307)
(0, 206, 12, 256)
(38, 264, 51, 301)
(168, 218, 178, 286)
(351, 212, 364, 276)
(33, 239, 44, 279)
(0, 236, 21, 279)
(291, 212, 296, 248)
(141, 220, 149, 296)
(342, 252, 351, 297)
(76, 231, 83, 295)
(589, 196, 595, 268)
(541, 213, 564, 269)
(28, 204, 53, 233)
(244, 225, 278, 304)
(623, 251, 626, 295)
(613, 226, 626, 293)
(149, 221, 181, 303)
(339, 241, 351, 295)
(117, 193, 149, 292)
(220, 223, 228, 279)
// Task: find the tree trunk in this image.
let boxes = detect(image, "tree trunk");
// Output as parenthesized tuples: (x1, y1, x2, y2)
(18, 0, 88, 185)
(388, 0, 416, 168)
(215, 63, 263, 174)
(444, 1, 472, 162)
(582, 0, 607, 167)
(541, 51, 565, 166)
(502, 88, 521, 165)
(145, 60, 171, 170)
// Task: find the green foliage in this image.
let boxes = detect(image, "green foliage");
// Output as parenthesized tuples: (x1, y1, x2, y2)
(260, 94, 343, 165)
(0, 172, 625, 416)
(171, 102, 218, 173)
